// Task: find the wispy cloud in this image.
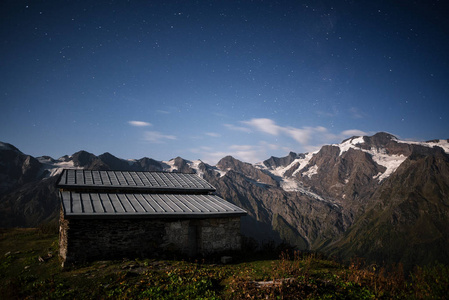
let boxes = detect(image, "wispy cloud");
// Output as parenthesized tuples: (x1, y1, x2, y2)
(224, 123, 252, 133)
(143, 131, 176, 143)
(242, 118, 281, 135)
(205, 132, 221, 137)
(240, 118, 328, 145)
(156, 110, 170, 114)
(191, 142, 271, 165)
(128, 120, 152, 127)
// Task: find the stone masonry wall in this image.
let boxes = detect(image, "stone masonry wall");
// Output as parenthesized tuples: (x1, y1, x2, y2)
(59, 215, 242, 266)
(197, 217, 242, 254)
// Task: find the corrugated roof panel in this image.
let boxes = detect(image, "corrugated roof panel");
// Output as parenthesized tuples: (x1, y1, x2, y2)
(71, 192, 83, 213)
(155, 194, 177, 212)
(58, 169, 216, 192)
(84, 172, 94, 185)
(185, 194, 216, 212)
(200, 195, 236, 212)
(99, 193, 115, 212)
(152, 173, 168, 187)
(99, 171, 109, 185)
(117, 194, 135, 212)
(61, 191, 247, 218)
(61, 191, 72, 214)
(109, 172, 120, 186)
(123, 172, 137, 186)
(142, 194, 165, 212)
(76, 171, 84, 185)
(134, 194, 155, 212)
(136, 172, 151, 186)
(128, 194, 146, 212)
(92, 171, 102, 185)
(90, 193, 105, 213)
(109, 194, 125, 213)
(142, 173, 159, 186)
(168, 194, 193, 212)
(174, 194, 202, 212)
(83, 194, 95, 213)
(116, 172, 128, 185)
(130, 172, 145, 186)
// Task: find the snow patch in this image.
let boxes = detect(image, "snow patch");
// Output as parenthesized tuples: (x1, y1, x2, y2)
(215, 169, 227, 177)
(258, 152, 316, 179)
(187, 160, 204, 178)
(302, 165, 318, 178)
(162, 159, 177, 172)
(279, 178, 325, 201)
(370, 150, 407, 181)
(292, 152, 315, 177)
(397, 139, 449, 154)
(280, 178, 301, 192)
(38, 158, 81, 177)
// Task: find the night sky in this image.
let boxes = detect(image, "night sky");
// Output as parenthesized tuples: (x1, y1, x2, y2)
(1, 0, 448, 164)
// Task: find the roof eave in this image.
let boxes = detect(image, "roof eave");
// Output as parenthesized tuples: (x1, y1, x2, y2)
(62, 211, 247, 220)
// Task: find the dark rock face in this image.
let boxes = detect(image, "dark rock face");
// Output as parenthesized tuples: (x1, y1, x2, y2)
(263, 152, 305, 169)
(217, 156, 277, 186)
(0, 143, 43, 195)
(136, 157, 164, 171)
(172, 157, 195, 173)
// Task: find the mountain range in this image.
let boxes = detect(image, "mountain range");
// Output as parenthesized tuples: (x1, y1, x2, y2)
(1, 132, 448, 268)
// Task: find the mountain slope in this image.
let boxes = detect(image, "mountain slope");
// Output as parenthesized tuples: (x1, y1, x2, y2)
(325, 146, 449, 267)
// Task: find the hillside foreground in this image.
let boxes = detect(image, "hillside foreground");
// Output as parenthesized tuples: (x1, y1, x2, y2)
(1, 228, 448, 299)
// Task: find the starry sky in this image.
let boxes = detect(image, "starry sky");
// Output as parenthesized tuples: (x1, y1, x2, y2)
(1, 0, 448, 164)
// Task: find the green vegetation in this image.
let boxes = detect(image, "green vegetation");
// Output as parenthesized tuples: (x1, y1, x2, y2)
(1, 228, 449, 299)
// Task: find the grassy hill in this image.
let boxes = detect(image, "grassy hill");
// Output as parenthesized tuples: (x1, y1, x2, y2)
(1, 228, 448, 299)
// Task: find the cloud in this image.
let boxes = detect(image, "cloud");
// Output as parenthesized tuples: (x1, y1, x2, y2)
(240, 118, 329, 145)
(191, 142, 271, 165)
(128, 120, 152, 127)
(143, 131, 176, 143)
(284, 127, 312, 144)
(224, 123, 252, 133)
(205, 132, 221, 137)
(242, 118, 281, 135)
(229, 145, 254, 151)
(156, 110, 170, 114)
(341, 129, 368, 137)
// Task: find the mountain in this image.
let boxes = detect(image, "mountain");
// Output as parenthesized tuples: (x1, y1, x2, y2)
(1, 133, 448, 268)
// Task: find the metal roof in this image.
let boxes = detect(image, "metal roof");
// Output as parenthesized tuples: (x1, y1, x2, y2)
(57, 169, 215, 193)
(60, 191, 247, 218)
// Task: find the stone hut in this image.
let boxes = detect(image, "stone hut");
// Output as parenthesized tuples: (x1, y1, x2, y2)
(57, 169, 246, 266)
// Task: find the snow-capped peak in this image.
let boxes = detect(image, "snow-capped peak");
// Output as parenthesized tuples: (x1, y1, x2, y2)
(336, 136, 365, 155)
(37, 156, 82, 177)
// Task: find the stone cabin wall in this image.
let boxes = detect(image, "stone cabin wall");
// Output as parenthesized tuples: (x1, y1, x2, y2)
(59, 208, 242, 266)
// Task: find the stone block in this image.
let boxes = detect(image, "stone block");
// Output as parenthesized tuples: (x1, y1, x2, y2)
(221, 256, 233, 264)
